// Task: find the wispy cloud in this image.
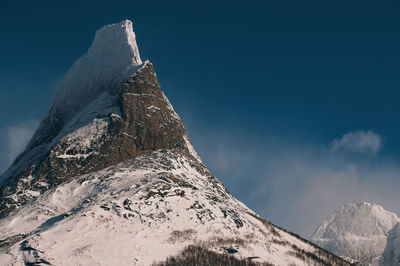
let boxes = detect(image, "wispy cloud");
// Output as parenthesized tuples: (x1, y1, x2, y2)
(330, 130, 382, 154)
(194, 129, 399, 238)
(0, 120, 38, 174)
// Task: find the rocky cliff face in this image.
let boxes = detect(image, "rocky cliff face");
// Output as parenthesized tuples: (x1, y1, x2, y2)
(0, 61, 196, 218)
(0, 20, 349, 265)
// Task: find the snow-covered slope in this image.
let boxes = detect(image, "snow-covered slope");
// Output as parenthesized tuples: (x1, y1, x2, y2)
(311, 202, 400, 265)
(0, 19, 349, 265)
(0, 151, 346, 265)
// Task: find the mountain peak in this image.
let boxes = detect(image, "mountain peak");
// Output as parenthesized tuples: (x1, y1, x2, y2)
(0, 20, 199, 216)
(312, 201, 399, 239)
(0, 20, 349, 266)
(311, 202, 400, 265)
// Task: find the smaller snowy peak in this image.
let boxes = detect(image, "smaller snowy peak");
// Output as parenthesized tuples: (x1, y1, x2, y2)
(312, 202, 399, 239)
(311, 202, 400, 265)
(51, 19, 142, 125)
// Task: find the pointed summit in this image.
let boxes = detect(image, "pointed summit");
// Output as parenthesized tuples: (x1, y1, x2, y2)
(52, 19, 142, 128)
(24, 20, 144, 154)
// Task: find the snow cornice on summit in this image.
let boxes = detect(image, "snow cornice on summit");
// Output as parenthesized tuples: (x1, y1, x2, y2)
(51, 19, 143, 124)
(93, 20, 142, 65)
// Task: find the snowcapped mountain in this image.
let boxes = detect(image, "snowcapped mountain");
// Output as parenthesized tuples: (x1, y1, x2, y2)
(311, 202, 400, 265)
(0, 20, 349, 265)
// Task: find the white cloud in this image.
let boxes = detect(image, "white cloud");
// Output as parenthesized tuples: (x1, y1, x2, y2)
(330, 130, 382, 154)
(195, 129, 400, 238)
(253, 152, 400, 238)
(0, 120, 39, 174)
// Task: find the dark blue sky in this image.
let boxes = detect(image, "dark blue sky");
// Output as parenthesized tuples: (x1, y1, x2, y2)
(1, 0, 400, 236)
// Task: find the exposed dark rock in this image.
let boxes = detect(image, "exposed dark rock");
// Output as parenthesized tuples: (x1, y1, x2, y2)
(226, 248, 239, 254)
(0, 234, 27, 249)
(154, 245, 273, 266)
(247, 256, 261, 261)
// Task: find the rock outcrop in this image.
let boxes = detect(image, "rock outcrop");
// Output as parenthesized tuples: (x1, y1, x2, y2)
(0, 61, 198, 217)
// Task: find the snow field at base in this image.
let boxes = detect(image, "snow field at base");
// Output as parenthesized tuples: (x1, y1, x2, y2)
(0, 151, 331, 266)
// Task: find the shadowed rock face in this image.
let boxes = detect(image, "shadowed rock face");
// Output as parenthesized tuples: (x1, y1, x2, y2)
(0, 62, 194, 217)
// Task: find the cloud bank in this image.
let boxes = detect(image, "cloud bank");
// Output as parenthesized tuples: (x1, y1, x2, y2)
(0, 120, 38, 174)
(194, 129, 400, 238)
